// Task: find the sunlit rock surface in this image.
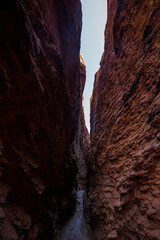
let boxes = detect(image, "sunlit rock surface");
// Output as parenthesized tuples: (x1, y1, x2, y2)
(0, 0, 85, 239)
(85, 0, 160, 239)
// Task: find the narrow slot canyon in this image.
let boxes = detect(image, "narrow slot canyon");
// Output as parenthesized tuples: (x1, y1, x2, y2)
(0, 1, 160, 240)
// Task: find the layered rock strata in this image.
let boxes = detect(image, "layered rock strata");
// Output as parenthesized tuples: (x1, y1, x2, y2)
(86, 0, 160, 239)
(0, 0, 85, 239)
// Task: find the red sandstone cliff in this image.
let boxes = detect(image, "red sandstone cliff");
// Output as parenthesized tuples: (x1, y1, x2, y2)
(86, 0, 160, 239)
(0, 0, 85, 239)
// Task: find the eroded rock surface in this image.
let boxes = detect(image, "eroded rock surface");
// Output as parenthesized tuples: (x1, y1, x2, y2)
(86, 0, 160, 239)
(0, 0, 84, 239)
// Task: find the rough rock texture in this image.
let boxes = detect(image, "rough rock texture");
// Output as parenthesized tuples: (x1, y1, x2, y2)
(0, 0, 84, 239)
(86, 0, 160, 239)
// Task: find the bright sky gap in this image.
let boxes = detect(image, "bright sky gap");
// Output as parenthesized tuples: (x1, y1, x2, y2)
(80, 0, 107, 131)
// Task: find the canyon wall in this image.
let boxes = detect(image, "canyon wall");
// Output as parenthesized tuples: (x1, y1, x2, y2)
(86, 0, 160, 239)
(0, 0, 84, 239)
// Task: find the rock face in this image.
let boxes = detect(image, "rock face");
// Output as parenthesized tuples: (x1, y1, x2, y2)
(0, 0, 84, 239)
(86, 0, 160, 239)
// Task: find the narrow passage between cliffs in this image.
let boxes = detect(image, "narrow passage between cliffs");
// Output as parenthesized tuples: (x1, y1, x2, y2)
(60, 1, 107, 239)
(60, 190, 94, 240)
